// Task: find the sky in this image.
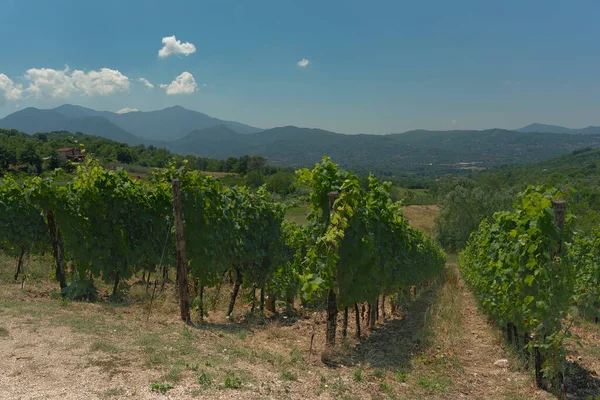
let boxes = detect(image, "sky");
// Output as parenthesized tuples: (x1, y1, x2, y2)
(0, 0, 598, 134)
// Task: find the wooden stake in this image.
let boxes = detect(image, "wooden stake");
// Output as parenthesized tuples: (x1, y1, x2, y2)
(172, 179, 191, 324)
(325, 191, 339, 348)
(46, 209, 67, 291)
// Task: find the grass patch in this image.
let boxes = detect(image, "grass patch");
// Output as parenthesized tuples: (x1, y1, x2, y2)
(504, 395, 530, 400)
(91, 340, 120, 354)
(197, 370, 212, 386)
(223, 371, 242, 389)
(150, 382, 173, 394)
(280, 370, 298, 381)
(0, 326, 8, 337)
(379, 382, 393, 394)
(100, 387, 124, 398)
(372, 369, 385, 380)
(416, 374, 450, 392)
(163, 365, 183, 383)
(395, 371, 408, 382)
(289, 346, 303, 365)
(145, 350, 170, 367)
(53, 313, 127, 336)
(352, 368, 363, 382)
(285, 205, 309, 225)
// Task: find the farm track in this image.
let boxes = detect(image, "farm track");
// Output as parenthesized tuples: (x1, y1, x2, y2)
(0, 260, 578, 399)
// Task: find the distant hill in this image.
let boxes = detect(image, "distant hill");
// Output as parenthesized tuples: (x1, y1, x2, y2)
(3, 105, 600, 175)
(52, 104, 261, 140)
(0, 107, 146, 145)
(171, 126, 600, 173)
(517, 123, 600, 135)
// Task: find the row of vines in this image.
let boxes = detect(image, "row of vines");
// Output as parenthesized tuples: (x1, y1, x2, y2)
(0, 156, 445, 347)
(459, 186, 600, 398)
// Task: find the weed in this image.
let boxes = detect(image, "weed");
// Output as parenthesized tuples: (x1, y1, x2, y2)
(0, 326, 8, 337)
(379, 382, 393, 394)
(395, 371, 408, 383)
(352, 368, 363, 382)
(236, 329, 247, 340)
(145, 350, 170, 367)
(90, 340, 119, 354)
(289, 346, 303, 365)
(280, 370, 298, 381)
(163, 366, 182, 383)
(100, 387, 124, 398)
(150, 382, 173, 394)
(182, 327, 194, 339)
(373, 369, 385, 380)
(416, 374, 450, 391)
(329, 376, 348, 395)
(320, 375, 327, 384)
(186, 362, 200, 371)
(224, 371, 242, 389)
(197, 371, 212, 386)
(504, 395, 530, 400)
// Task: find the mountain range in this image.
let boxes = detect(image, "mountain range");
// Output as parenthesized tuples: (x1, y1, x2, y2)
(1, 104, 600, 172)
(0, 104, 261, 144)
(516, 123, 600, 135)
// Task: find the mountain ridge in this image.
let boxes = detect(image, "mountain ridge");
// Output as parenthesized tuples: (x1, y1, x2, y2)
(52, 104, 262, 140)
(517, 123, 600, 135)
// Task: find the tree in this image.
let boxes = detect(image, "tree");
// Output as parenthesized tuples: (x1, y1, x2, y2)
(266, 171, 295, 195)
(19, 142, 42, 172)
(245, 170, 264, 187)
(0, 144, 17, 171)
(116, 148, 136, 164)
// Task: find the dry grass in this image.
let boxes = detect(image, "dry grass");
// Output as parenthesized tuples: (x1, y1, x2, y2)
(403, 205, 439, 237)
(0, 249, 584, 399)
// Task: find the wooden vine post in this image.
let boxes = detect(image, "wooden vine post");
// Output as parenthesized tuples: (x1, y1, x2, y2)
(325, 191, 339, 347)
(46, 209, 67, 291)
(552, 199, 567, 398)
(172, 179, 191, 324)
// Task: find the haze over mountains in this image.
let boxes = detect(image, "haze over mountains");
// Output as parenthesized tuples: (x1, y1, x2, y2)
(1, 104, 600, 172)
(0, 104, 261, 144)
(516, 123, 600, 135)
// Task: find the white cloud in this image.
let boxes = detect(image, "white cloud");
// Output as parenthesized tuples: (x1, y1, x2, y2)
(138, 77, 154, 89)
(159, 72, 197, 95)
(158, 35, 196, 58)
(297, 58, 310, 68)
(24, 67, 129, 98)
(117, 107, 138, 114)
(0, 73, 23, 101)
(24, 67, 73, 98)
(71, 68, 130, 96)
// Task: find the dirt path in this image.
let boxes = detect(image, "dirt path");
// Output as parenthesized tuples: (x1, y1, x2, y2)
(396, 258, 554, 400)
(450, 277, 550, 399)
(1, 257, 590, 400)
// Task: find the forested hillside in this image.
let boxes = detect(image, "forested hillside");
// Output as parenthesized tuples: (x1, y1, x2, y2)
(172, 126, 600, 174)
(436, 147, 600, 251)
(3, 105, 600, 177)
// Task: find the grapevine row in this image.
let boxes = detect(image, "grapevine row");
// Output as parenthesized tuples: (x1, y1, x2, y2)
(459, 186, 600, 397)
(0, 156, 446, 347)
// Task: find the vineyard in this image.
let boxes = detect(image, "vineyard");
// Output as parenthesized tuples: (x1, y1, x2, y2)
(460, 186, 600, 398)
(0, 156, 457, 398)
(2, 157, 600, 399)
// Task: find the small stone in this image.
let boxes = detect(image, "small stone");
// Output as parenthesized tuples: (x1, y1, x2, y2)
(494, 359, 509, 368)
(466, 349, 473, 355)
(577, 356, 583, 361)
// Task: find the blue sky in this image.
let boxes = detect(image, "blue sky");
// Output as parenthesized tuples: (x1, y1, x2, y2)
(0, 0, 598, 133)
